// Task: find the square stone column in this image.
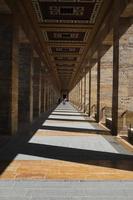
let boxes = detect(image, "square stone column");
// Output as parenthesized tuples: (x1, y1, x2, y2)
(41, 68, 45, 113)
(47, 82, 50, 110)
(18, 43, 33, 126)
(45, 79, 48, 111)
(80, 79, 83, 110)
(51, 86, 54, 107)
(96, 60, 101, 122)
(100, 46, 113, 124)
(33, 57, 41, 119)
(85, 71, 89, 114)
(43, 76, 47, 112)
(84, 73, 86, 113)
(49, 83, 52, 109)
(112, 19, 119, 135)
(91, 64, 97, 117)
(0, 15, 19, 135)
(81, 77, 85, 111)
(78, 82, 80, 107)
(88, 69, 91, 116)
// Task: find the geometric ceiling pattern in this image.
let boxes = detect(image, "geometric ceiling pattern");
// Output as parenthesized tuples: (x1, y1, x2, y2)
(45, 32, 86, 41)
(33, 0, 103, 24)
(32, 0, 103, 90)
(50, 47, 81, 53)
(54, 56, 77, 61)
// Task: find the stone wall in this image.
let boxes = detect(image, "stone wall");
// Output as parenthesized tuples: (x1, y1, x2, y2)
(118, 23, 133, 131)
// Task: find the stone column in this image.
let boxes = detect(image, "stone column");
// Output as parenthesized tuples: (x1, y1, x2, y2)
(44, 76, 47, 112)
(49, 85, 51, 109)
(18, 43, 33, 126)
(41, 68, 45, 113)
(52, 88, 54, 107)
(77, 84, 79, 107)
(47, 82, 49, 110)
(50, 84, 52, 109)
(45, 79, 48, 111)
(112, 17, 119, 135)
(100, 46, 113, 124)
(77, 83, 79, 107)
(91, 64, 97, 117)
(96, 60, 101, 122)
(33, 57, 41, 119)
(89, 69, 91, 116)
(51, 87, 53, 107)
(84, 73, 86, 113)
(49, 84, 51, 109)
(38, 66, 41, 116)
(82, 77, 85, 111)
(86, 71, 89, 114)
(80, 79, 83, 110)
(51, 87, 53, 108)
(78, 81, 81, 108)
(0, 15, 19, 135)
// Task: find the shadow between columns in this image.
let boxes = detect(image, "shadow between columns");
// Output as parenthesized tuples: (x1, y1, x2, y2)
(0, 107, 55, 176)
(47, 118, 94, 122)
(41, 125, 109, 134)
(21, 143, 133, 171)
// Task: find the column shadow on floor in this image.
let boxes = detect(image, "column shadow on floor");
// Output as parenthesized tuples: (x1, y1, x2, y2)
(0, 109, 53, 176)
(47, 118, 93, 122)
(50, 113, 87, 117)
(0, 140, 133, 174)
(17, 142, 133, 171)
(0, 130, 133, 176)
(53, 110, 85, 113)
(41, 125, 109, 134)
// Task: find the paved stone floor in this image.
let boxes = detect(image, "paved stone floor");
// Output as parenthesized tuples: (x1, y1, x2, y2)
(0, 180, 133, 199)
(0, 102, 133, 199)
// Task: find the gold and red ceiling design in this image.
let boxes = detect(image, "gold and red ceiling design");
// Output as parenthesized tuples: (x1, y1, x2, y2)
(51, 47, 80, 53)
(32, 0, 103, 90)
(32, 0, 102, 24)
(54, 57, 77, 61)
(45, 31, 86, 41)
(56, 63, 75, 67)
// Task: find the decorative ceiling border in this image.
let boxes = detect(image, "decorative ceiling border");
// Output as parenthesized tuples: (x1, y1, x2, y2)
(42, 30, 89, 42)
(32, 0, 103, 24)
(48, 46, 84, 54)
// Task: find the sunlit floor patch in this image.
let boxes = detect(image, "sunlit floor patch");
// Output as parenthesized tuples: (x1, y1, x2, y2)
(48, 114, 86, 120)
(35, 129, 95, 136)
(28, 135, 130, 154)
(0, 160, 133, 180)
(51, 112, 86, 116)
(43, 120, 108, 132)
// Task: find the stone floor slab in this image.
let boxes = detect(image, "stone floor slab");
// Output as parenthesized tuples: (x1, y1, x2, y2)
(0, 181, 133, 200)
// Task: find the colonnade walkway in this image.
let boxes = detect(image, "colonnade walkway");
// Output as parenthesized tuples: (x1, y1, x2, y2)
(0, 102, 133, 199)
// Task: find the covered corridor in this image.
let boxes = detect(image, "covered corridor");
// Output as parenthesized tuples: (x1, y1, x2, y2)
(0, 0, 133, 199)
